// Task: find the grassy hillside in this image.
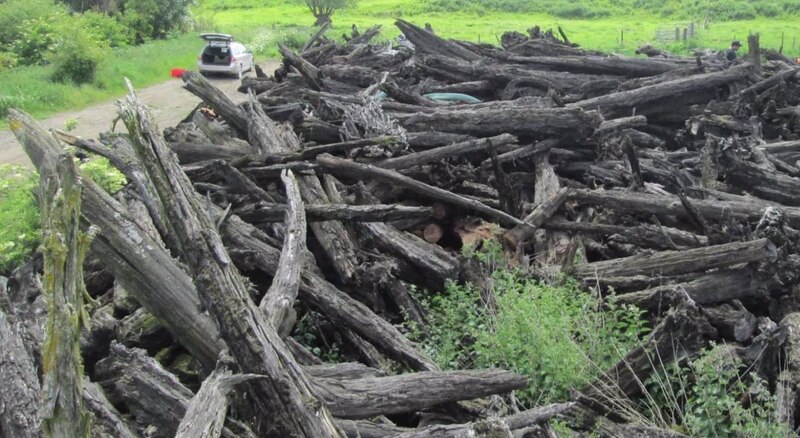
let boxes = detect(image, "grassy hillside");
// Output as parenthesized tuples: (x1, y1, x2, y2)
(196, 0, 800, 58)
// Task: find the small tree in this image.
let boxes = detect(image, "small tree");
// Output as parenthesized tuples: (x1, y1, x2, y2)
(303, 0, 353, 26)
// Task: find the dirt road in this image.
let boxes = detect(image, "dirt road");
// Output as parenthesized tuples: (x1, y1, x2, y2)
(0, 60, 280, 168)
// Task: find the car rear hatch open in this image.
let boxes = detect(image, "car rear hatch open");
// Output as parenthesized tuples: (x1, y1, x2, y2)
(200, 33, 234, 66)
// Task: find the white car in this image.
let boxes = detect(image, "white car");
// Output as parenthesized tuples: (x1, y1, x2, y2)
(197, 33, 254, 79)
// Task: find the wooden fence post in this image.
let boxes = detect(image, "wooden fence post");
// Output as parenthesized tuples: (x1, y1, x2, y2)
(748, 33, 761, 74)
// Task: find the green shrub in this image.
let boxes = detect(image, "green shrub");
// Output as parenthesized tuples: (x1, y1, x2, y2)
(49, 31, 106, 84)
(683, 349, 791, 438)
(0, 51, 19, 69)
(551, 3, 611, 18)
(0, 0, 66, 49)
(0, 95, 28, 118)
(119, 0, 195, 42)
(413, 244, 648, 406)
(11, 17, 62, 66)
(0, 165, 41, 274)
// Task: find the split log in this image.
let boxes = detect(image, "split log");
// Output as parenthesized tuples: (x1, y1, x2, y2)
(82, 381, 138, 438)
(259, 170, 306, 335)
(313, 369, 527, 419)
(500, 53, 691, 77)
(278, 43, 323, 90)
(182, 72, 248, 133)
(395, 19, 481, 61)
(572, 238, 773, 279)
(95, 342, 254, 438)
(175, 366, 264, 438)
(118, 83, 342, 437)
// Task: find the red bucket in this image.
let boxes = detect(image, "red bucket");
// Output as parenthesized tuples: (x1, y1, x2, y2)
(171, 68, 188, 78)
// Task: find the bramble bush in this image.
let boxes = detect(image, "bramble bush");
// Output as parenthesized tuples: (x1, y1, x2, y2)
(410, 242, 648, 406)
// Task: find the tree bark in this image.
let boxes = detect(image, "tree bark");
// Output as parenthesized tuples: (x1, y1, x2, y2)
(0, 308, 42, 438)
(38, 154, 92, 438)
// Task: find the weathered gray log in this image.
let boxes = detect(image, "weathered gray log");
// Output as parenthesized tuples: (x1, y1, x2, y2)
(375, 134, 517, 170)
(251, 136, 403, 165)
(220, 212, 439, 371)
(182, 72, 248, 133)
(312, 369, 527, 419)
(9, 108, 222, 369)
(610, 267, 762, 313)
(504, 187, 570, 248)
(237, 202, 433, 223)
(317, 154, 530, 227)
(721, 153, 800, 206)
(568, 63, 753, 115)
(175, 367, 264, 438)
(543, 219, 708, 250)
(777, 312, 800, 431)
(259, 170, 306, 334)
(95, 343, 254, 438)
(38, 153, 92, 438)
(399, 105, 601, 139)
(705, 300, 757, 342)
(82, 381, 138, 438)
(395, 19, 481, 61)
(0, 308, 42, 438)
(278, 43, 323, 90)
(572, 238, 773, 279)
(118, 83, 341, 437)
(500, 53, 691, 77)
(389, 403, 573, 438)
(568, 188, 800, 226)
(338, 420, 408, 438)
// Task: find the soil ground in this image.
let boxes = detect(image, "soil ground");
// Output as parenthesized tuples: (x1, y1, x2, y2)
(0, 60, 280, 168)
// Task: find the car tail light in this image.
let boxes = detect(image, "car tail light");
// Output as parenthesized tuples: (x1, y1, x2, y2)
(230, 56, 236, 63)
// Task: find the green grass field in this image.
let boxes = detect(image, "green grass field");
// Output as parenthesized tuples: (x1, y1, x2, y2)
(196, 0, 800, 59)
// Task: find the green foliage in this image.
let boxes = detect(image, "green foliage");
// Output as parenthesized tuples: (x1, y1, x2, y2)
(0, 165, 41, 274)
(77, 155, 127, 194)
(631, 346, 792, 437)
(119, 0, 195, 42)
(64, 118, 78, 131)
(11, 17, 62, 66)
(79, 11, 133, 48)
(413, 244, 648, 406)
(49, 31, 106, 84)
(0, 0, 65, 51)
(683, 349, 791, 438)
(291, 311, 342, 363)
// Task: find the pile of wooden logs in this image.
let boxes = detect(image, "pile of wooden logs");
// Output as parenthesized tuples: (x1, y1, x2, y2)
(4, 18, 800, 437)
